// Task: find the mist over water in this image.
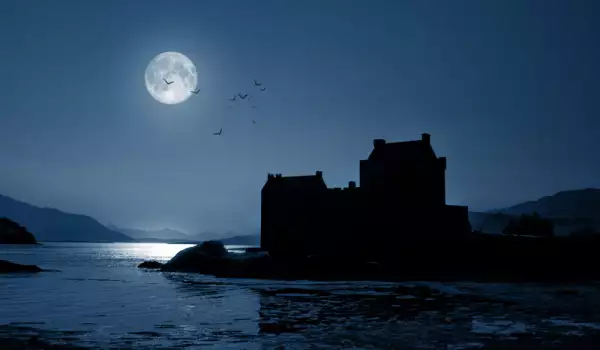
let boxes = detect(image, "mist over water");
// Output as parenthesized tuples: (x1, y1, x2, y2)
(2, 243, 600, 349)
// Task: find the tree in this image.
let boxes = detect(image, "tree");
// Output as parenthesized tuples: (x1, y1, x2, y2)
(502, 212, 554, 238)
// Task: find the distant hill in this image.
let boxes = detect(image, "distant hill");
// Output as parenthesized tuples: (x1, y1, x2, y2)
(469, 188, 600, 235)
(0, 194, 134, 242)
(492, 188, 600, 220)
(217, 234, 260, 246)
(107, 225, 190, 241)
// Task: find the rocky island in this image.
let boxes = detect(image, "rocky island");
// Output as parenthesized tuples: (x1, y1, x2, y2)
(0, 217, 38, 244)
(139, 236, 600, 283)
(0, 218, 47, 273)
(140, 135, 600, 283)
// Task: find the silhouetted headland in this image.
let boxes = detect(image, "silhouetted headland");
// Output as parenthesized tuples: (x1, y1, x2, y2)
(0, 194, 134, 242)
(0, 260, 43, 273)
(0, 217, 38, 244)
(140, 134, 600, 282)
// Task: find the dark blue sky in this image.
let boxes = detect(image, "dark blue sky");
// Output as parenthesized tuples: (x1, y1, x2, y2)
(0, 1, 598, 234)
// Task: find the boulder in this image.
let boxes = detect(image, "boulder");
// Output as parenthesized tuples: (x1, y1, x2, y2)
(141, 240, 275, 277)
(145, 240, 386, 280)
(0, 218, 38, 244)
(0, 260, 43, 273)
(161, 240, 230, 272)
(138, 260, 164, 269)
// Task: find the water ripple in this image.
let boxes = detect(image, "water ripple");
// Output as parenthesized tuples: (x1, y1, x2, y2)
(2, 243, 600, 349)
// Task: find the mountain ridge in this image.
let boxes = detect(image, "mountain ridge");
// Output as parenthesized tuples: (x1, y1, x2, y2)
(0, 194, 134, 242)
(107, 224, 190, 241)
(470, 188, 600, 235)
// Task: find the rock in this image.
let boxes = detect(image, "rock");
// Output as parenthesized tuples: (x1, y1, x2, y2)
(154, 240, 275, 277)
(0, 217, 38, 244)
(138, 260, 164, 269)
(148, 241, 389, 280)
(161, 240, 230, 272)
(395, 284, 440, 298)
(196, 240, 229, 257)
(0, 260, 43, 273)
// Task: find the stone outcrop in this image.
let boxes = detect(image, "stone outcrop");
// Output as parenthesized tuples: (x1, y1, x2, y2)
(138, 241, 274, 277)
(0, 260, 43, 273)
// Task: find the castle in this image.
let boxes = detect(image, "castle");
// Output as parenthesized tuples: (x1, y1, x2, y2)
(260, 133, 471, 260)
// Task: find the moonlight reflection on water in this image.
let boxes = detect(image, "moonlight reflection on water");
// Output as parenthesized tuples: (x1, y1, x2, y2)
(2, 243, 600, 349)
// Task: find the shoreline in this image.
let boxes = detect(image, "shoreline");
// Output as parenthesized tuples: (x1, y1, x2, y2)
(3, 329, 600, 350)
(0, 337, 86, 350)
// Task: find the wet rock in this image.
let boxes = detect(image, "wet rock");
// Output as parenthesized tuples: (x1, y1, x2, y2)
(137, 260, 164, 269)
(511, 331, 536, 338)
(259, 322, 301, 334)
(159, 241, 275, 277)
(0, 260, 43, 273)
(396, 285, 441, 298)
(555, 289, 580, 296)
(0, 218, 38, 244)
(146, 241, 396, 280)
(161, 240, 230, 272)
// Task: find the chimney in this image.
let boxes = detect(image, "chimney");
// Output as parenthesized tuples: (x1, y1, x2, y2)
(267, 173, 274, 180)
(315, 170, 323, 178)
(275, 173, 282, 179)
(421, 133, 431, 145)
(373, 139, 386, 150)
(348, 181, 356, 189)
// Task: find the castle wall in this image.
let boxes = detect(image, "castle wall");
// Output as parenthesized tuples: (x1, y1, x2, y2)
(261, 135, 470, 260)
(261, 183, 328, 258)
(262, 185, 471, 259)
(360, 159, 445, 207)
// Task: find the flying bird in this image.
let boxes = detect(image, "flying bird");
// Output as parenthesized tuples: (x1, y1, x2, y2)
(228, 95, 236, 101)
(237, 93, 249, 99)
(260, 87, 266, 91)
(163, 78, 174, 85)
(253, 79, 262, 86)
(191, 89, 200, 94)
(213, 128, 223, 136)
(252, 119, 257, 124)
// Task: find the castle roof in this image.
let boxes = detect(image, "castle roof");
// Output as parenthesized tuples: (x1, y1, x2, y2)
(367, 139, 437, 162)
(264, 171, 327, 191)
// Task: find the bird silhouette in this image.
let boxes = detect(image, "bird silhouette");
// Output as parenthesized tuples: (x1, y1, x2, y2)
(252, 119, 257, 124)
(253, 79, 262, 86)
(191, 88, 200, 94)
(213, 128, 223, 136)
(260, 87, 266, 91)
(251, 105, 257, 109)
(228, 95, 236, 101)
(237, 93, 249, 99)
(163, 78, 174, 85)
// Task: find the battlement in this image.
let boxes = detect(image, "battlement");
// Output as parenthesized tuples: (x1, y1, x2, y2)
(373, 139, 386, 150)
(267, 173, 283, 181)
(421, 133, 430, 145)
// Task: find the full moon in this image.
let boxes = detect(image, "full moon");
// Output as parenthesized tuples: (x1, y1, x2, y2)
(144, 52, 198, 105)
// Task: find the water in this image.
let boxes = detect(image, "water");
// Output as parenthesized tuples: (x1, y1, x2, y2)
(2, 243, 600, 349)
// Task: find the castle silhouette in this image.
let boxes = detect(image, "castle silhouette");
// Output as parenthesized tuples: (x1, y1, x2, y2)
(261, 133, 471, 260)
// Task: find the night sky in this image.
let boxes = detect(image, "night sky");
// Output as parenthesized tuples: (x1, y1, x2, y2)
(0, 1, 598, 235)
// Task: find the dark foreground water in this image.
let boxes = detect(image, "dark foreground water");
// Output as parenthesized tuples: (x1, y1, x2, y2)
(2, 243, 600, 349)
